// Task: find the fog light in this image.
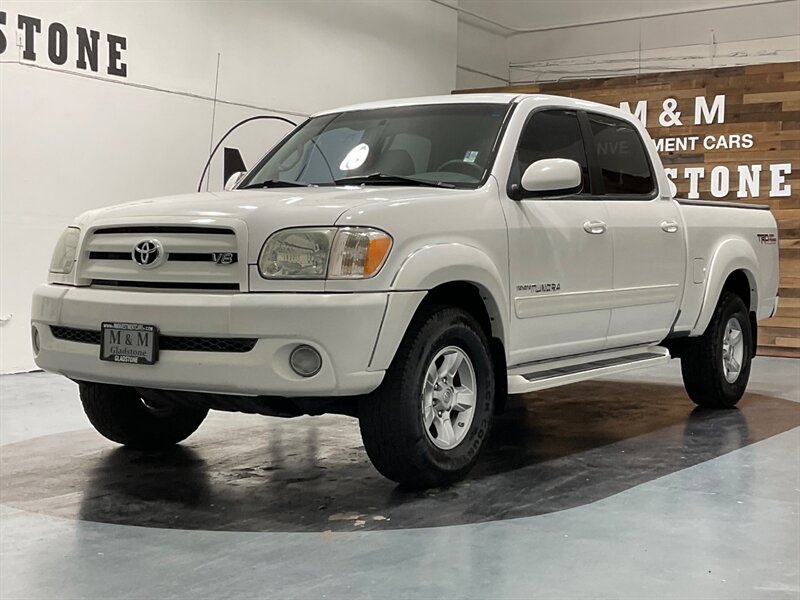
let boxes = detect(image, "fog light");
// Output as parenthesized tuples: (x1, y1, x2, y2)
(31, 325, 40, 356)
(289, 345, 322, 377)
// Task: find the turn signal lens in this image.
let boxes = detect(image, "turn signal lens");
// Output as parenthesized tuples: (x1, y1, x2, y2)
(31, 325, 40, 356)
(328, 228, 392, 279)
(364, 236, 392, 275)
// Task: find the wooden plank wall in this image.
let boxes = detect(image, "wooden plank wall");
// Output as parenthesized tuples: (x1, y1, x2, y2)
(459, 62, 800, 358)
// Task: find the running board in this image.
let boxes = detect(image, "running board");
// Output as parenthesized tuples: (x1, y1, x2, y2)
(507, 346, 671, 394)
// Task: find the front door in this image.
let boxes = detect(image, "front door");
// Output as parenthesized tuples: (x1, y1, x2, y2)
(502, 109, 613, 366)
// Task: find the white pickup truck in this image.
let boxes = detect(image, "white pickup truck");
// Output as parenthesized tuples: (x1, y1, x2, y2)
(32, 94, 779, 488)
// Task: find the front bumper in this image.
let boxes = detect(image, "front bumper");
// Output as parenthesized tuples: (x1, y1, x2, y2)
(31, 284, 423, 397)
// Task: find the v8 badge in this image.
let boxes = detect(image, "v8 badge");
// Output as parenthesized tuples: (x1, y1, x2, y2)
(212, 252, 237, 265)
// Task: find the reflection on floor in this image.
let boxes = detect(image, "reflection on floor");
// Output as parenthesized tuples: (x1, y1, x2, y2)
(2, 381, 798, 532)
(1, 357, 798, 599)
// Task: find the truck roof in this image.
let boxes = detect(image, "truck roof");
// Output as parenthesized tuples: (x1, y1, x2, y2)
(313, 93, 612, 117)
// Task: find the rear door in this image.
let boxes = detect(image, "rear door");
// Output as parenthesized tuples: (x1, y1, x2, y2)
(501, 108, 613, 365)
(584, 112, 686, 347)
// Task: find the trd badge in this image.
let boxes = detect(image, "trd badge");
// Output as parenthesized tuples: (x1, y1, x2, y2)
(756, 233, 777, 245)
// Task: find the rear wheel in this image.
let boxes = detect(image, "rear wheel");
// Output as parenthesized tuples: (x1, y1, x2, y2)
(359, 306, 495, 488)
(79, 382, 207, 449)
(680, 292, 753, 409)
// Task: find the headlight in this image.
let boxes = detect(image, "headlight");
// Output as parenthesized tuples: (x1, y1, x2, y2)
(328, 228, 392, 279)
(258, 228, 335, 279)
(258, 227, 392, 280)
(49, 227, 80, 274)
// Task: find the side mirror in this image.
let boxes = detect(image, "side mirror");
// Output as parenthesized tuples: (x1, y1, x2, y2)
(520, 158, 582, 197)
(224, 171, 246, 191)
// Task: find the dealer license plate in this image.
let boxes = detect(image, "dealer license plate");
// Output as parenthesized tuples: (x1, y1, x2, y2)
(100, 322, 159, 365)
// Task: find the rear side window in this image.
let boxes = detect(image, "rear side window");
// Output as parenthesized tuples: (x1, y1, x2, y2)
(515, 110, 590, 193)
(587, 113, 655, 196)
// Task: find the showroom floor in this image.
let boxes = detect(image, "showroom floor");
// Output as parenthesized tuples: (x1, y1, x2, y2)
(1, 357, 798, 599)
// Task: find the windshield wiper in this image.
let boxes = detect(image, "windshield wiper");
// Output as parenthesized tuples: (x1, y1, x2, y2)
(333, 173, 455, 189)
(240, 179, 311, 189)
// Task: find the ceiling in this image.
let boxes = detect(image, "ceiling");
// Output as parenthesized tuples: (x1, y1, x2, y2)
(456, 0, 794, 32)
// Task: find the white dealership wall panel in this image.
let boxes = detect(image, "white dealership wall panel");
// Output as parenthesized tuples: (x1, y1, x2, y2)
(0, 0, 458, 373)
(453, 0, 800, 90)
(456, 17, 508, 89)
(500, 0, 800, 83)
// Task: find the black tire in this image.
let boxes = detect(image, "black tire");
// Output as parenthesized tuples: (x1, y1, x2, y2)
(680, 292, 753, 409)
(79, 382, 207, 450)
(359, 305, 495, 488)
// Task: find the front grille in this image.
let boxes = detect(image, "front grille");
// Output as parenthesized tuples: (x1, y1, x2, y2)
(91, 279, 240, 291)
(80, 224, 244, 292)
(93, 226, 235, 236)
(51, 326, 257, 353)
(89, 252, 238, 264)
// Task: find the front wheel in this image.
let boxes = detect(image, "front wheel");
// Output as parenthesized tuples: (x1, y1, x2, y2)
(359, 306, 495, 488)
(680, 292, 753, 409)
(79, 382, 208, 450)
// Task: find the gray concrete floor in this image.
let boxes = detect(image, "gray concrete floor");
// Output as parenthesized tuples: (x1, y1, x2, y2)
(1, 357, 798, 599)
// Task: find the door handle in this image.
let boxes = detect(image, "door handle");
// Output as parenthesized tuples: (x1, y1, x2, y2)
(661, 220, 679, 233)
(583, 220, 607, 234)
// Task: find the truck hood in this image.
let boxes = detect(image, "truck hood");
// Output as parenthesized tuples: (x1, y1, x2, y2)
(77, 186, 463, 259)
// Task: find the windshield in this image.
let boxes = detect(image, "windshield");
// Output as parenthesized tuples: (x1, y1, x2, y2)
(239, 103, 511, 190)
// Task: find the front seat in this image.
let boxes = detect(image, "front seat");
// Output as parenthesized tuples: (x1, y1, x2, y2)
(374, 149, 415, 176)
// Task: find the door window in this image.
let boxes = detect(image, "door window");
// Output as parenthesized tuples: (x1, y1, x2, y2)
(515, 110, 590, 193)
(587, 113, 655, 196)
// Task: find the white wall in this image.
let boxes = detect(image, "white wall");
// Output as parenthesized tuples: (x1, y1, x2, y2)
(0, 0, 458, 373)
(505, 1, 800, 83)
(453, 1, 800, 87)
(456, 18, 508, 89)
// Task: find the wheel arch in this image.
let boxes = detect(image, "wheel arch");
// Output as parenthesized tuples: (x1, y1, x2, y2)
(390, 243, 510, 345)
(372, 244, 511, 413)
(691, 238, 759, 337)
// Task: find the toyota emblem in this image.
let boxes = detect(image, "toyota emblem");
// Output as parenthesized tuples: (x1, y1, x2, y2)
(132, 239, 165, 269)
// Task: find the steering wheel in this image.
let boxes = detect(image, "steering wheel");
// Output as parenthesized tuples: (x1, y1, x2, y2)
(436, 159, 485, 177)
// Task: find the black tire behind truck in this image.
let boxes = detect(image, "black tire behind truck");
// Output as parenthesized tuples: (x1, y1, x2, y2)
(79, 382, 207, 450)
